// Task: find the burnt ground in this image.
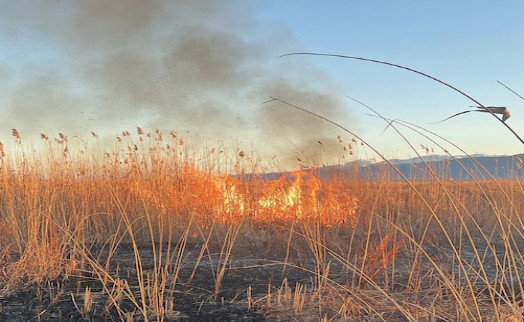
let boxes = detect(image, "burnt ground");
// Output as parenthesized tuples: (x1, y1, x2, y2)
(0, 239, 517, 322)
(0, 243, 327, 322)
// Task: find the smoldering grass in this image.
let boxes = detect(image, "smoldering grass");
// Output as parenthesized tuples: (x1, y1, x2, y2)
(266, 97, 485, 319)
(1, 111, 524, 321)
(267, 55, 524, 319)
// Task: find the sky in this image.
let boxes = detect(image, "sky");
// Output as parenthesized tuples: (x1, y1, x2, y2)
(0, 1, 523, 169)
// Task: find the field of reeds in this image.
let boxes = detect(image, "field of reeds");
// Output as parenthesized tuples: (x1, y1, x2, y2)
(0, 126, 523, 322)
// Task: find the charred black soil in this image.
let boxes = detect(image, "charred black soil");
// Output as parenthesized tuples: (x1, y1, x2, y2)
(0, 243, 325, 322)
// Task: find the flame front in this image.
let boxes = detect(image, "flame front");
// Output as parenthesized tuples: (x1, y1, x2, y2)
(129, 166, 359, 226)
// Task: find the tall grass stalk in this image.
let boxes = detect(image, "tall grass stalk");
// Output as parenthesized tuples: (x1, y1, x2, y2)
(1, 120, 524, 320)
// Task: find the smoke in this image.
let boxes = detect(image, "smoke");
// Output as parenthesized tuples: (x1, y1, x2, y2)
(0, 0, 356, 169)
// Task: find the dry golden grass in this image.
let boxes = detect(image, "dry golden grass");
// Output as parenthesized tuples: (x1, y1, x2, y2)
(0, 129, 523, 321)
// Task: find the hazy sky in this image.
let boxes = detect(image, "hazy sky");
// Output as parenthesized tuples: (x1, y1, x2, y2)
(1, 1, 523, 168)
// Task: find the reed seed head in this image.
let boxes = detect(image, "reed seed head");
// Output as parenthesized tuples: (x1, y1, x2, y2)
(517, 157, 523, 169)
(11, 129, 20, 141)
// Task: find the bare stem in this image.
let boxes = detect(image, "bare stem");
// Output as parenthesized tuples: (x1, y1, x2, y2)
(280, 52, 524, 146)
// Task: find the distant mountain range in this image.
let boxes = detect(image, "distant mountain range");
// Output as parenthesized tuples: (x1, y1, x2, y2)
(248, 154, 524, 181)
(349, 154, 524, 180)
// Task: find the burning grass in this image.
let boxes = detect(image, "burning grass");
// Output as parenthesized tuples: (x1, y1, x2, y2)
(0, 130, 524, 321)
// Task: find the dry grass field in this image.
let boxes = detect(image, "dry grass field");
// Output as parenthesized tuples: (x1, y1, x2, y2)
(0, 128, 523, 321)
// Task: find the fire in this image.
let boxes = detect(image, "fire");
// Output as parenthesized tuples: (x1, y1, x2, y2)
(257, 170, 320, 219)
(128, 165, 359, 226)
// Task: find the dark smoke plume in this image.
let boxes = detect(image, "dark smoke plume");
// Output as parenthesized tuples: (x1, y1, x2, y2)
(0, 1, 356, 169)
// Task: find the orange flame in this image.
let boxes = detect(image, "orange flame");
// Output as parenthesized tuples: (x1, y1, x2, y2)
(129, 166, 359, 226)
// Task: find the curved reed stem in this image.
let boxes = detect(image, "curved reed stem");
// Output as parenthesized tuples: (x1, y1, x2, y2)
(497, 80, 524, 102)
(280, 52, 524, 146)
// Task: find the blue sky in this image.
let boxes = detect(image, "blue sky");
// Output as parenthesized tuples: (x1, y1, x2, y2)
(0, 1, 523, 168)
(260, 1, 524, 156)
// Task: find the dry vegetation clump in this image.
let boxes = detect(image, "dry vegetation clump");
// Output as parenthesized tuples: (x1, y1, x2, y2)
(0, 129, 523, 321)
